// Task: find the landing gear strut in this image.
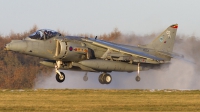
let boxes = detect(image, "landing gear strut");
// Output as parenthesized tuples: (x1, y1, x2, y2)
(83, 72, 88, 81)
(98, 73, 112, 84)
(55, 61, 65, 83)
(135, 63, 141, 82)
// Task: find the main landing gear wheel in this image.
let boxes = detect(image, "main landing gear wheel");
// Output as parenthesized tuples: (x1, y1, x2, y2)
(83, 72, 88, 81)
(98, 74, 104, 84)
(56, 72, 65, 83)
(98, 73, 112, 84)
(135, 76, 141, 82)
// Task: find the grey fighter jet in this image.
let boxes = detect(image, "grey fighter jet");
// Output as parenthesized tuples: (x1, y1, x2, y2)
(5, 24, 180, 84)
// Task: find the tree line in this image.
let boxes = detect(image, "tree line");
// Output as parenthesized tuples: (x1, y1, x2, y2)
(0, 26, 52, 89)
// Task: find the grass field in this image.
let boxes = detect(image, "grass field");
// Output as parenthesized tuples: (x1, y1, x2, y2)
(0, 89, 200, 111)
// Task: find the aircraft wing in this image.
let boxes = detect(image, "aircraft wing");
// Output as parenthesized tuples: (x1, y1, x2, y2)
(82, 38, 163, 61)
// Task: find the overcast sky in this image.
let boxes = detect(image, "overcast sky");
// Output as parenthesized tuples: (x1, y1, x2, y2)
(0, 0, 200, 36)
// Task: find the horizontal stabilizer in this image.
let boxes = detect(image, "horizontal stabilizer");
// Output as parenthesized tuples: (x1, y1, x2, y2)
(157, 51, 184, 58)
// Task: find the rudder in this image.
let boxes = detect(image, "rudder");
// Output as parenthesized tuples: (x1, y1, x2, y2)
(147, 24, 178, 53)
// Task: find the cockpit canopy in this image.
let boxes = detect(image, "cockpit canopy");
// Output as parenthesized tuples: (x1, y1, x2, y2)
(29, 29, 61, 40)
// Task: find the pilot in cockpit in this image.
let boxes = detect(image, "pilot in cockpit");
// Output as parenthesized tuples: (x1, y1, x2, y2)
(44, 30, 48, 39)
(29, 29, 60, 40)
(44, 30, 52, 39)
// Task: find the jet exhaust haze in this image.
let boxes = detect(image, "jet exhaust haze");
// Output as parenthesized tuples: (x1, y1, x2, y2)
(34, 33, 200, 89)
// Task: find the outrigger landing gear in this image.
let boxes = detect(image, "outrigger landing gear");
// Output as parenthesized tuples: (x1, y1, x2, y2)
(135, 76, 140, 82)
(98, 73, 112, 84)
(83, 72, 88, 81)
(135, 63, 141, 82)
(55, 61, 65, 83)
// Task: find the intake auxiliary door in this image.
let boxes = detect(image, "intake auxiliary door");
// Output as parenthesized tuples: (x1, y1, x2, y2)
(54, 40, 66, 59)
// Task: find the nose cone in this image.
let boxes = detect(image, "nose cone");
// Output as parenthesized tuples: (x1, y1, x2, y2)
(5, 40, 27, 52)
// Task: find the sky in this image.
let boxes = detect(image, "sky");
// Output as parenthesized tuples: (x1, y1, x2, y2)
(0, 0, 200, 36)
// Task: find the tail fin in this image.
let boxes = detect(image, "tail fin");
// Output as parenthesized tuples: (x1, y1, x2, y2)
(147, 24, 178, 52)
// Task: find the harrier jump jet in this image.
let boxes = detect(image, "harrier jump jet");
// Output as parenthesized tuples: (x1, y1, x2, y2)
(5, 24, 179, 84)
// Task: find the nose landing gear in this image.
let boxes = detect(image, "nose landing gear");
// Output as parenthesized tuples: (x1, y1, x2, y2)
(55, 61, 65, 83)
(56, 72, 65, 82)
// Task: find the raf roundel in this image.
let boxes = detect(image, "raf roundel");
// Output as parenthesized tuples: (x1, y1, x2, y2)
(69, 46, 73, 51)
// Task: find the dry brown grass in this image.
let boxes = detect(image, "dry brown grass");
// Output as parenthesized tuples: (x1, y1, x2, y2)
(0, 89, 200, 111)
